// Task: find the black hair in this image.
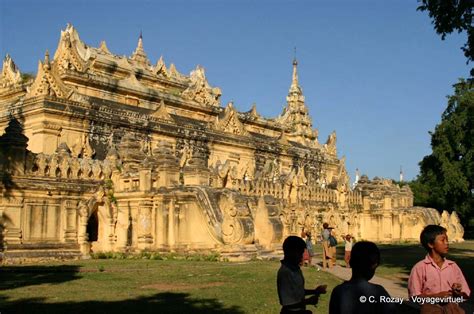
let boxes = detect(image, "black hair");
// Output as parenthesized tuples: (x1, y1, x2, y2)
(282, 236, 306, 256)
(349, 241, 380, 270)
(420, 225, 447, 252)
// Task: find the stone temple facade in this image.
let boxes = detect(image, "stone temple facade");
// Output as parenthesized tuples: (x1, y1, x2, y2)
(0, 25, 464, 261)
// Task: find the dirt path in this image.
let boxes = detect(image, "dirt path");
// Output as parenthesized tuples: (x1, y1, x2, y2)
(312, 258, 408, 299)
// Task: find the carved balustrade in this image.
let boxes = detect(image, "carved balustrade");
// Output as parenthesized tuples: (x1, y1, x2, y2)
(346, 190, 363, 208)
(28, 153, 111, 181)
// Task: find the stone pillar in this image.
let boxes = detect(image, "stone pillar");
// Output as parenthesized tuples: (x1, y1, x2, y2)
(77, 216, 90, 255)
(77, 200, 90, 254)
(3, 199, 23, 244)
(382, 211, 393, 241)
(153, 141, 180, 188)
(139, 166, 152, 192)
(167, 198, 175, 248)
(115, 204, 129, 251)
(154, 199, 165, 249)
(383, 194, 391, 210)
(137, 200, 153, 249)
(182, 146, 209, 186)
(0, 207, 5, 251)
(64, 200, 78, 242)
(362, 195, 370, 211)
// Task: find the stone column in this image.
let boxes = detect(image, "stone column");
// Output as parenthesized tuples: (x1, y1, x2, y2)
(0, 207, 5, 251)
(139, 166, 152, 192)
(382, 211, 393, 241)
(3, 199, 23, 244)
(383, 194, 392, 210)
(153, 141, 180, 188)
(64, 200, 78, 242)
(137, 200, 153, 249)
(167, 198, 175, 248)
(182, 146, 210, 186)
(115, 204, 129, 251)
(77, 216, 90, 255)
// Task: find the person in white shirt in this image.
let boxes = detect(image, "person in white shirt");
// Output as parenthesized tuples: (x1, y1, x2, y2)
(343, 234, 354, 268)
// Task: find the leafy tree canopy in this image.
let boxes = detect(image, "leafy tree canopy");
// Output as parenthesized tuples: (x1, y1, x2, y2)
(412, 79, 473, 225)
(418, 0, 473, 76)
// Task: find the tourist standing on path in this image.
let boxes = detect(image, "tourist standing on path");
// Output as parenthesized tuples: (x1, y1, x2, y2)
(301, 228, 314, 267)
(321, 223, 332, 269)
(277, 236, 327, 314)
(329, 241, 396, 314)
(343, 234, 354, 268)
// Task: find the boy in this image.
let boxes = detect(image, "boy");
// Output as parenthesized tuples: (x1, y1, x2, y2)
(277, 236, 327, 314)
(329, 241, 396, 314)
(408, 225, 470, 311)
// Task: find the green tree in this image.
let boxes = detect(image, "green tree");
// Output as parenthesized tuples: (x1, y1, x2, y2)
(414, 80, 473, 225)
(417, 0, 473, 76)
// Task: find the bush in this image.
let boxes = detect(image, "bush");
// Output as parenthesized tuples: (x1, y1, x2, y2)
(90, 251, 221, 262)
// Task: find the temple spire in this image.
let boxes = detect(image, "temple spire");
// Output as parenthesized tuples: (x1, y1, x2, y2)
(138, 31, 143, 49)
(44, 50, 50, 65)
(289, 55, 302, 95)
(131, 31, 150, 67)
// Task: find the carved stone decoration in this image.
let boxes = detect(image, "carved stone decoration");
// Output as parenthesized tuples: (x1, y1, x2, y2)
(335, 156, 349, 192)
(34, 153, 48, 176)
(218, 191, 253, 245)
(137, 200, 153, 248)
(215, 102, 249, 136)
(153, 56, 168, 77)
(278, 131, 289, 145)
(168, 63, 186, 81)
(151, 100, 173, 121)
(116, 133, 146, 172)
(26, 51, 74, 99)
(256, 158, 280, 182)
(324, 131, 337, 156)
(211, 160, 238, 189)
(1, 54, 22, 88)
(53, 24, 91, 74)
(182, 65, 221, 107)
(98, 41, 112, 54)
(241, 103, 260, 121)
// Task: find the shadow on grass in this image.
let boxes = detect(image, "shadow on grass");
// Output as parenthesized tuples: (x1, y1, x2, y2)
(0, 265, 82, 290)
(0, 292, 244, 314)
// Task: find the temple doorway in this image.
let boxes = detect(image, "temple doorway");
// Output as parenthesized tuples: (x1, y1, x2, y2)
(86, 211, 99, 242)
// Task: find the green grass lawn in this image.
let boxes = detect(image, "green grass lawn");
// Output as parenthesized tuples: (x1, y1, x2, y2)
(0, 259, 341, 314)
(1, 241, 472, 313)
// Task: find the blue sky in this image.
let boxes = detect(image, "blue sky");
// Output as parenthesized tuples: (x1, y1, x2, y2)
(0, 0, 470, 182)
